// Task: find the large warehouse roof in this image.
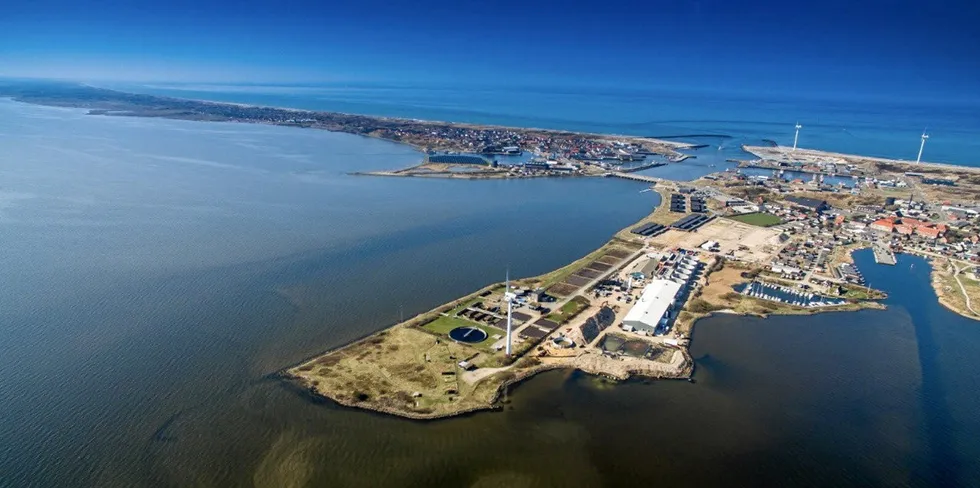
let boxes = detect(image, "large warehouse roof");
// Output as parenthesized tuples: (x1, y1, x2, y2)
(623, 279, 682, 330)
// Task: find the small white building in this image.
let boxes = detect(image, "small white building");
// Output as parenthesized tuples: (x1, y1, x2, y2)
(622, 279, 682, 334)
(700, 241, 720, 252)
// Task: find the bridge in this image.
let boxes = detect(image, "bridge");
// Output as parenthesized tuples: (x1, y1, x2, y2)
(603, 171, 665, 185)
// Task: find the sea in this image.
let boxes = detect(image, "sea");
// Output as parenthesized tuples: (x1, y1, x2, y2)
(1, 84, 980, 487)
(110, 82, 980, 168)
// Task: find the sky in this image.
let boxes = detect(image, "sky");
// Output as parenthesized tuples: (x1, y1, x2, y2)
(2, 0, 978, 101)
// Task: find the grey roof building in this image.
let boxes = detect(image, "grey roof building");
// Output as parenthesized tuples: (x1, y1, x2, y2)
(785, 196, 829, 213)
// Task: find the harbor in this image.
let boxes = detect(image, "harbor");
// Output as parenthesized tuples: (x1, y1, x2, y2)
(737, 281, 847, 308)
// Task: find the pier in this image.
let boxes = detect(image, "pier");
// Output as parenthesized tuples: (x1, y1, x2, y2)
(738, 281, 846, 308)
(873, 245, 897, 265)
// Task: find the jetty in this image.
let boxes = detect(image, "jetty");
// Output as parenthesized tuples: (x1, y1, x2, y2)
(873, 245, 897, 265)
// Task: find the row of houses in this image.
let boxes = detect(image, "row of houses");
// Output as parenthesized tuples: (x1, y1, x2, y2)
(869, 216, 948, 240)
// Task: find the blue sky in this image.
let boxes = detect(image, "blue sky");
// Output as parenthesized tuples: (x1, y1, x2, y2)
(2, 0, 978, 101)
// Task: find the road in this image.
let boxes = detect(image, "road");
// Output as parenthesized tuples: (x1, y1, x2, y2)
(512, 247, 647, 338)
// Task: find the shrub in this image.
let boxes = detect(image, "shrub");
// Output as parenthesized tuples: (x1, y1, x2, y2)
(721, 292, 741, 301)
(688, 299, 723, 314)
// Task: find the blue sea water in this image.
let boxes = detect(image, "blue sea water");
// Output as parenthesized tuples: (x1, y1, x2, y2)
(4, 84, 980, 486)
(111, 82, 980, 167)
(0, 99, 660, 486)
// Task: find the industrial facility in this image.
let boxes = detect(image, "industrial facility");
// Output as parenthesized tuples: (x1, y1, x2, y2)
(620, 253, 703, 335)
(622, 279, 682, 334)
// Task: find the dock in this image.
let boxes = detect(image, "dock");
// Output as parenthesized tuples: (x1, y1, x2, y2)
(873, 245, 897, 265)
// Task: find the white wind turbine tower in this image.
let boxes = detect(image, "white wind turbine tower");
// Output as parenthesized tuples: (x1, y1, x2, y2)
(916, 130, 929, 164)
(504, 269, 516, 356)
(792, 122, 803, 152)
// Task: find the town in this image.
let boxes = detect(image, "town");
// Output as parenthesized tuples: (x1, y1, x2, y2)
(4, 83, 690, 178)
(10, 83, 978, 418)
(288, 140, 980, 420)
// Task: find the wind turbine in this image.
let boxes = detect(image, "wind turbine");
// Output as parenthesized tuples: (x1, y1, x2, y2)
(792, 122, 803, 152)
(504, 269, 516, 356)
(916, 130, 929, 164)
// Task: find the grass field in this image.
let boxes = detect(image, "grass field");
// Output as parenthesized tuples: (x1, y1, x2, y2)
(422, 315, 498, 348)
(728, 212, 783, 227)
(289, 326, 505, 417)
(546, 295, 591, 324)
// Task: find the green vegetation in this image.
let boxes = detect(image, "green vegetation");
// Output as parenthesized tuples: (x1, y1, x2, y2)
(421, 315, 498, 348)
(423, 315, 476, 334)
(289, 326, 505, 418)
(838, 283, 887, 301)
(728, 212, 783, 227)
(842, 288, 872, 300)
(546, 295, 591, 324)
(687, 298, 726, 314)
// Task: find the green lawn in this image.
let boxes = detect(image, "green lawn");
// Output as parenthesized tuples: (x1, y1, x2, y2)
(421, 315, 498, 348)
(546, 296, 591, 324)
(843, 289, 870, 300)
(728, 212, 783, 227)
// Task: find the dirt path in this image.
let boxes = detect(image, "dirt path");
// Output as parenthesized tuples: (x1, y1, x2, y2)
(951, 260, 978, 316)
(461, 366, 510, 384)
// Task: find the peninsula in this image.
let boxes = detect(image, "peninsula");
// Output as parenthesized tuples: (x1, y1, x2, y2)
(286, 140, 980, 419)
(5, 81, 979, 419)
(285, 182, 888, 420)
(0, 82, 691, 179)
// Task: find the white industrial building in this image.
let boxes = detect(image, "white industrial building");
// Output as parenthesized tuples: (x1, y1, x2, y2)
(622, 279, 682, 334)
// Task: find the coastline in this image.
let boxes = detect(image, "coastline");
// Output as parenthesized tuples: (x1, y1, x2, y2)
(7, 82, 973, 420)
(140, 92, 696, 149)
(833, 245, 979, 321)
(904, 250, 980, 321)
(0, 84, 695, 169)
(743, 144, 980, 175)
(284, 208, 885, 420)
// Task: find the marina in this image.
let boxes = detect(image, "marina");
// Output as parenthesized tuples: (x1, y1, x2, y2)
(736, 281, 847, 308)
(838, 262, 866, 284)
(4, 0, 980, 482)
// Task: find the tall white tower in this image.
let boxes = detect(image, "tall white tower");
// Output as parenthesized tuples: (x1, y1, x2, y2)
(916, 131, 929, 164)
(792, 122, 803, 152)
(504, 270, 516, 356)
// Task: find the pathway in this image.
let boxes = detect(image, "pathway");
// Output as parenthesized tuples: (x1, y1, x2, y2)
(950, 260, 978, 316)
